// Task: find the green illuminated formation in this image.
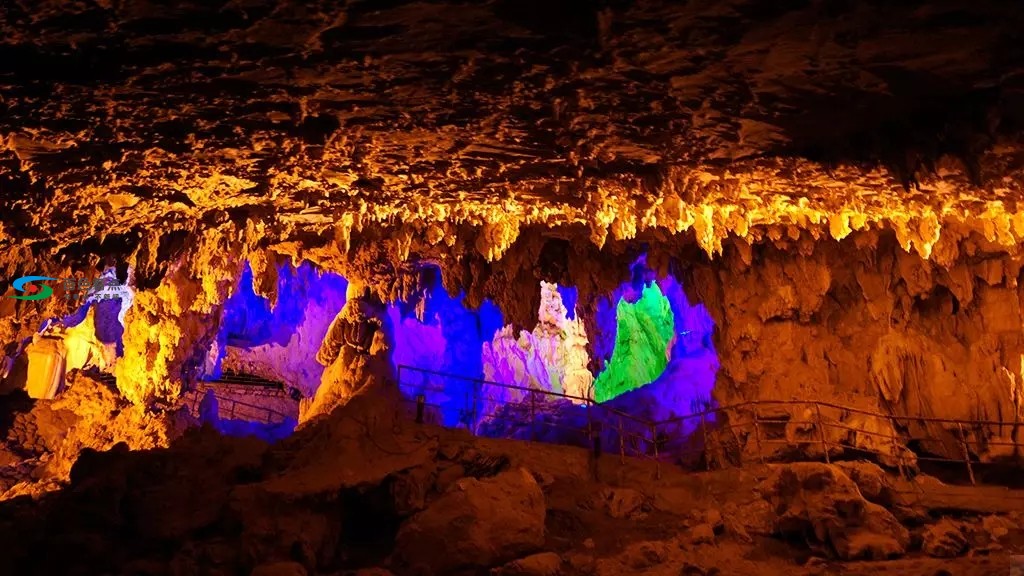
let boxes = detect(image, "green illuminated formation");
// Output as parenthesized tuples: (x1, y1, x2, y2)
(593, 283, 675, 402)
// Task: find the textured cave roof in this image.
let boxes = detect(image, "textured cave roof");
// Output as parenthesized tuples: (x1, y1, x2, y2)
(2, 0, 1024, 263)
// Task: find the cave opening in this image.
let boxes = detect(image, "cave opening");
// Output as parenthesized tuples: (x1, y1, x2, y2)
(389, 263, 505, 428)
(590, 257, 720, 432)
(195, 259, 348, 441)
(394, 255, 723, 448)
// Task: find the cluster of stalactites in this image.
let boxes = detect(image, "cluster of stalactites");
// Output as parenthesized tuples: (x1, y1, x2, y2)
(322, 163, 1024, 266)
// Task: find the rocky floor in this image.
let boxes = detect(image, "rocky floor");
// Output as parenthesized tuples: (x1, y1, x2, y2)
(0, 372, 190, 500)
(2, 386, 1024, 576)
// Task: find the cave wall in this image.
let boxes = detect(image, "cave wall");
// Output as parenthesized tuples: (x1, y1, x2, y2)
(4, 197, 1023, 469)
(387, 269, 504, 428)
(214, 260, 348, 398)
(680, 229, 1024, 461)
(114, 227, 257, 405)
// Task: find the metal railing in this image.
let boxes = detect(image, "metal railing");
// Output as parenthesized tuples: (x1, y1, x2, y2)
(202, 371, 288, 393)
(396, 364, 1024, 484)
(397, 364, 663, 471)
(184, 387, 292, 425)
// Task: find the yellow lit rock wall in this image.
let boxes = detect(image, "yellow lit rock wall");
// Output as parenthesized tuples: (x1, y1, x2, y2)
(680, 228, 1024, 462)
(114, 226, 257, 405)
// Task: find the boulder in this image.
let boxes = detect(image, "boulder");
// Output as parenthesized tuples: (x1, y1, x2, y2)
(979, 515, 1016, 542)
(703, 508, 724, 532)
(598, 486, 645, 519)
(610, 540, 671, 571)
(393, 467, 546, 574)
(834, 461, 892, 505)
(922, 519, 967, 558)
(228, 483, 340, 570)
(492, 552, 562, 576)
(690, 524, 716, 545)
(123, 430, 267, 541)
(760, 463, 909, 560)
(830, 501, 909, 560)
(250, 561, 307, 576)
(388, 462, 437, 516)
(720, 500, 773, 541)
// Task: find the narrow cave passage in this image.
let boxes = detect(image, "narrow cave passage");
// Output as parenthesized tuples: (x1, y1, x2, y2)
(387, 264, 505, 428)
(193, 260, 348, 441)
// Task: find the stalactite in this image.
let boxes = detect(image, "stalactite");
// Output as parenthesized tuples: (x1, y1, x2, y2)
(114, 225, 255, 405)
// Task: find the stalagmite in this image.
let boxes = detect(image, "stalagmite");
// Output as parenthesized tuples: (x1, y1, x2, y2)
(301, 284, 393, 423)
(4, 0, 1024, 573)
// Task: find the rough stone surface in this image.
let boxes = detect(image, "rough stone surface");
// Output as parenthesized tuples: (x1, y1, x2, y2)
(922, 519, 968, 558)
(835, 462, 892, 505)
(250, 562, 308, 576)
(689, 234, 1024, 464)
(598, 486, 645, 519)
(2, 0, 1024, 420)
(0, 411, 1022, 576)
(760, 463, 910, 560)
(690, 523, 716, 545)
(2, 0, 1023, 270)
(393, 467, 546, 574)
(493, 552, 563, 576)
(0, 373, 190, 500)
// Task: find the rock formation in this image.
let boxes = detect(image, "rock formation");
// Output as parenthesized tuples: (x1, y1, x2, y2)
(3, 395, 1024, 575)
(2, 1, 1024, 571)
(0, 0, 1022, 440)
(213, 260, 349, 399)
(481, 282, 592, 418)
(0, 372, 189, 500)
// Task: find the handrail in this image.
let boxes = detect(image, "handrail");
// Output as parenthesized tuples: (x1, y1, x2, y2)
(396, 364, 1013, 430)
(395, 363, 1024, 485)
(397, 364, 657, 429)
(186, 387, 291, 425)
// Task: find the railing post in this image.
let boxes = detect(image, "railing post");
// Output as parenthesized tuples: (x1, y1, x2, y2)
(888, 415, 905, 479)
(727, 413, 743, 467)
(415, 394, 425, 424)
(471, 382, 479, 434)
(814, 404, 830, 464)
(957, 422, 976, 485)
(585, 398, 593, 442)
(530, 392, 537, 441)
(752, 412, 765, 464)
(700, 412, 710, 471)
(650, 423, 661, 480)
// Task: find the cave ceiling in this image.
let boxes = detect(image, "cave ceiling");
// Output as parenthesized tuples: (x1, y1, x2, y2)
(2, 0, 1024, 279)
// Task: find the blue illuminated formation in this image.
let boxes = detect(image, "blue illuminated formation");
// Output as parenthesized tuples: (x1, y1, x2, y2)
(220, 262, 340, 347)
(388, 266, 504, 427)
(557, 285, 579, 320)
(209, 260, 349, 379)
(205, 260, 348, 440)
(212, 417, 298, 443)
